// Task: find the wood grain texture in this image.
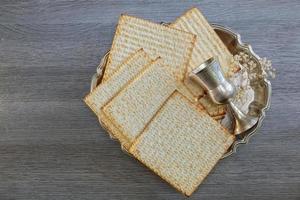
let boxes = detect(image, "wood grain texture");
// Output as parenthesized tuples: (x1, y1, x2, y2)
(0, 0, 299, 199)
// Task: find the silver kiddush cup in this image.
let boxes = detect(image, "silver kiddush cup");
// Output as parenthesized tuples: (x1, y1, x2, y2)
(189, 57, 258, 135)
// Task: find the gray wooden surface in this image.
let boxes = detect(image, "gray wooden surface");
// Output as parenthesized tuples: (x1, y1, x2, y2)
(0, 0, 299, 199)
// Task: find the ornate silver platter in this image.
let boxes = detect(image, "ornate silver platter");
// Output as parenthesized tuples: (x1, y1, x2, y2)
(90, 23, 271, 158)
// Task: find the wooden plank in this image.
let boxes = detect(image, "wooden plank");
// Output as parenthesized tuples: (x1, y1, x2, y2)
(0, 0, 299, 199)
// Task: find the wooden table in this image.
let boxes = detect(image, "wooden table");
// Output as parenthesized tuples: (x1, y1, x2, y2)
(0, 1, 299, 199)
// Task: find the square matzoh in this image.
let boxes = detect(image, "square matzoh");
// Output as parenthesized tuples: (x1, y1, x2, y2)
(102, 14, 196, 81)
(130, 91, 235, 196)
(102, 58, 177, 149)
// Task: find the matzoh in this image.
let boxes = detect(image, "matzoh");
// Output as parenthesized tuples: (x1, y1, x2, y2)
(170, 7, 238, 97)
(130, 91, 235, 196)
(84, 50, 152, 142)
(102, 14, 196, 81)
(199, 95, 227, 117)
(102, 58, 177, 150)
(84, 49, 152, 116)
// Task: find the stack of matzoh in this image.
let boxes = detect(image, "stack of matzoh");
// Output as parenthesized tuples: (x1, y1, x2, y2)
(84, 7, 238, 196)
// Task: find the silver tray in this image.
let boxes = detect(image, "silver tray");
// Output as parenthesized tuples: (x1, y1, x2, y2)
(90, 23, 271, 158)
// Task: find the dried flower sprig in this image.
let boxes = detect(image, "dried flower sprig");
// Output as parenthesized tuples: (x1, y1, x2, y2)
(260, 57, 276, 79)
(228, 51, 275, 106)
(233, 52, 276, 81)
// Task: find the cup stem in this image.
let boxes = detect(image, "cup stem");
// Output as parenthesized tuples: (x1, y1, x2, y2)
(227, 100, 258, 135)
